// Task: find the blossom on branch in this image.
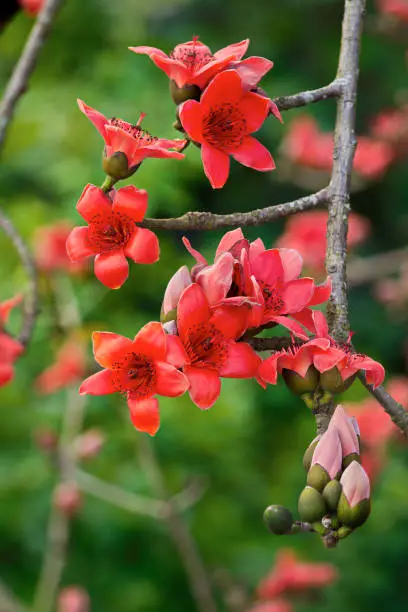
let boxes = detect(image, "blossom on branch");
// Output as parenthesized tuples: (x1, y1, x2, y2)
(34, 221, 87, 275)
(0, 295, 24, 388)
(35, 339, 87, 395)
(66, 184, 159, 289)
(377, 0, 408, 22)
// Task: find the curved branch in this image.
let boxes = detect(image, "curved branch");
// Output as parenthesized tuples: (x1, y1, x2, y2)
(141, 188, 329, 232)
(273, 79, 344, 111)
(0, 0, 64, 151)
(358, 373, 408, 437)
(0, 208, 38, 346)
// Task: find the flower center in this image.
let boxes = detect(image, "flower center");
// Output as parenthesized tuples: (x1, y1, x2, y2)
(111, 352, 156, 399)
(258, 281, 285, 314)
(202, 104, 247, 151)
(110, 118, 157, 145)
(87, 213, 136, 253)
(170, 38, 214, 72)
(184, 323, 228, 369)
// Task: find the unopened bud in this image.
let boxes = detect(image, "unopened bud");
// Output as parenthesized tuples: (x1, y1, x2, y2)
(34, 427, 58, 453)
(336, 525, 353, 540)
(298, 486, 326, 523)
(102, 152, 140, 181)
(170, 80, 202, 105)
(282, 366, 319, 396)
(307, 464, 331, 492)
(322, 479, 342, 512)
(320, 368, 357, 394)
(75, 428, 104, 461)
(337, 461, 371, 528)
(303, 436, 320, 472)
(263, 505, 293, 535)
(58, 586, 90, 612)
(53, 482, 82, 517)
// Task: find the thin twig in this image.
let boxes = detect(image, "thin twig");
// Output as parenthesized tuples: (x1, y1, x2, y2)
(348, 247, 408, 286)
(138, 437, 217, 612)
(358, 373, 408, 437)
(0, 207, 38, 346)
(245, 336, 293, 352)
(273, 79, 344, 111)
(0, 0, 64, 151)
(0, 581, 28, 612)
(141, 188, 329, 231)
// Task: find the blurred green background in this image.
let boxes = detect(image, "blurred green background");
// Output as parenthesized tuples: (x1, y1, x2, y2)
(1, 0, 408, 610)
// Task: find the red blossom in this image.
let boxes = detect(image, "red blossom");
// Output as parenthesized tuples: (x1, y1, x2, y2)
(66, 184, 159, 289)
(53, 482, 82, 517)
(77, 99, 186, 170)
(0, 295, 24, 388)
(34, 222, 87, 274)
(166, 283, 260, 409)
(256, 549, 338, 600)
(35, 340, 87, 395)
(179, 70, 275, 188)
(58, 586, 90, 612)
(79, 322, 189, 435)
(276, 211, 370, 274)
(18, 0, 44, 16)
(378, 0, 408, 21)
(246, 601, 293, 612)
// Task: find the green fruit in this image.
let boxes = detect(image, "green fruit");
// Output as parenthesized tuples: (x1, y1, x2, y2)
(282, 366, 319, 395)
(303, 438, 319, 472)
(263, 505, 293, 535)
(169, 80, 202, 105)
(322, 480, 342, 512)
(320, 369, 357, 394)
(298, 486, 326, 523)
(307, 464, 330, 492)
(102, 152, 140, 180)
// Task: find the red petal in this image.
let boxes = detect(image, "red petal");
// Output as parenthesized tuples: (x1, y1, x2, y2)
(211, 306, 248, 340)
(184, 365, 221, 409)
(165, 334, 189, 368)
(182, 236, 207, 266)
(232, 135, 275, 171)
(291, 308, 317, 334)
(128, 45, 167, 58)
(309, 277, 332, 306)
(269, 99, 283, 123)
(77, 184, 112, 222)
(312, 347, 346, 373)
(112, 186, 148, 222)
(258, 355, 279, 385)
(313, 310, 330, 338)
(178, 284, 211, 342)
(237, 92, 270, 133)
(124, 228, 160, 264)
(201, 143, 230, 189)
(66, 227, 94, 262)
(134, 145, 185, 161)
(179, 100, 204, 143)
(0, 363, 14, 387)
(213, 39, 249, 61)
(150, 54, 189, 88)
(278, 248, 303, 281)
(0, 295, 22, 324)
(94, 251, 129, 289)
(201, 70, 244, 108)
(219, 342, 260, 378)
(280, 278, 315, 313)
(77, 99, 108, 139)
(133, 321, 166, 362)
(155, 361, 189, 397)
(234, 56, 274, 89)
(268, 315, 310, 340)
(196, 252, 234, 305)
(92, 331, 133, 368)
(215, 229, 245, 259)
(104, 126, 140, 166)
(251, 249, 284, 286)
(79, 369, 116, 395)
(127, 395, 160, 435)
(0, 333, 24, 361)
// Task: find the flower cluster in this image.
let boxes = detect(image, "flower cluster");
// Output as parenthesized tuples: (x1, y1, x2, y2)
(0, 295, 24, 389)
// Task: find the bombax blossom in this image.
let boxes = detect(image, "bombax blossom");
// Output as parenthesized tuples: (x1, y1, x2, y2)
(35, 339, 87, 395)
(18, 0, 44, 16)
(0, 295, 24, 387)
(247, 601, 293, 612)
(79, 323, 189, 435)
(179, 70, 275, 188)
(34, 222, 87, 275)
(77, 100, 186, 177)
(378, 0, 408, 22)
(166, 283, 261, 409)
(58, 586, 90, 612)
(66, 184, 159, 289)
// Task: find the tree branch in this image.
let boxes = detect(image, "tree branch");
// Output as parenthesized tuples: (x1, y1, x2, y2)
(0, 0, 64, 152)
(273, 79, 344, 111)
(141, 188, 329, 232)
(358, 373, 408, 437)
(0, 582, 28, 612)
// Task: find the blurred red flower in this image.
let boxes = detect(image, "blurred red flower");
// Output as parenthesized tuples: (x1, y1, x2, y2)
(378, 0, 408, 21)
(247, 601, 293, 612)
(34, 222, 87, 275)
(58, 586, 90, 612)
(35, 340, 87, 395)
(18, 0, 44, 16)
(0, 295, 24, 388)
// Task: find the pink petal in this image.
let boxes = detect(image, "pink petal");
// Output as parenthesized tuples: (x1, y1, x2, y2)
(0, 363, 14, 387)
(150, 54, 189, 88)
(104, 126, 140, 166)
(182, 236, 208, 266)
(133, 321, 166, 362)
(251, 249, 284, 286)
(92, 331, 133, 368)
(66, 227, 94, 262)
(309, 277, 332, 306)
(94, 251, 129, 289)
(258, 355, 280, 385)
(328, 405, 359, 456)
(278, 248, 303, 281)
(184, 365, 221, 409)
(128, 45, 168, 58)
(201, 143, 230, 189)
(165, 334, 189, 368)
(237, 92, 271, 133)
(269, 99, 283, 123)
(213, 39, 249, 61)
(178, 100, 204, 143)
(201, 70, 244, 108)
(178, 284, 211, 342)
(268, 315, 310, 340)
(312, 347, 346, 373)
(312, 428, 342, 478)
(196, 252, 234, 305)
(215, 229, 245, 259)
(0, 333, 24, 361)
(0, 295, 22, 324)
(233, 56, 274, 89)
(124, 228, 159, 264)
(77, 184, 112, 222)
(155, 361, 189, 397)
(112, 186, 148, 222)
(79, 369, 116, 395)
(291, 308, 317, 334)
(340, 461, 370, 507)
(77, 99, 108, 139)
(232, 136, 275, 171)
(313, 310, 330, 338)
(280, 278, 315, 313)
(127, 395, 160, 436)
(162, 266, 192, 315)
(219, 342, 261, 378)
(248, 238, 265, 264)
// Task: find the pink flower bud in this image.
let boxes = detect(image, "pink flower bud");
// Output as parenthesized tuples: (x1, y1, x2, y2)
(328, 405, 359, 457)
(74, 429, 105, 460)
(340, 461, 370, 507)
(247, 601, 293, 612)
(33, 426, 58, 453)
(161, 266, 192, 319)
(53, 483, 82, 517)
(349, 416, 360, 437)
(311, 427, 342, 479)
(58, 586, 90, 612)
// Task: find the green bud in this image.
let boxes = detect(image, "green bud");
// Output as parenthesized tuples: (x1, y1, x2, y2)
(322, 479, 342, 512)
(336, 525, 353, 540)
(102, 152, 140, 181)
(342, 452, 361, 470)
(319, 368, 357, 394)
(282, 366, 319, 396)
(307, 464, 330, 492)
(337, 493, 371, 528)
(303, 437, 319, 472)
(298, 486, 326, 523)
(263, 505, 293, 535)
(170, 80, 202, 105)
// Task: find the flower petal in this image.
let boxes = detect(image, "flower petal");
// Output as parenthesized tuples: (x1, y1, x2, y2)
(251, 249, 284, 285)
(219, 342, 261, 378)
(112, 186, 148, 222)
(210, 306, 249, 340)
(76, 184, 112, 222)
(213, 39, 249, 61)
(66, 227, 94, 262)
(0, 333, 24, 361)
(313, 347, 346, 373)
(124, 228, 160, 264)
(278, 248, 304, 281)
(79, 369, 116, 395)
(233, 56, 274, 89)
(184, 365, 221, 409)
(127, 395, 160, 436)
(280, 278, 315, 313)
(182, 236, 207, 266)
(149, 54, 189, 88)
(178, 284, 211, 342)
(179, 100, 204, 143)
(94, 251, 129, 289)
(165, 334, 189, 368)
(0, 295, 22, 324)
(201, 70, 244, 108)
(133, 321, 166, 362)
(215, 229, 245, 259)
(201, 143, 230, 189)
(92, 331, 133, 368)
(0, 363, 14, 387)
(237, 92, 271, 132)
(196, 252, 234, 305)
(77, 99, 108, 139)
(309, 277, 332, 306)
(232, 135, 275, 171)
(258, 355, 280, 385)
(313, 310, 330, 338)
(268, 315, 310, 340)
(128, 45, 168, 59)
(155, 361, 189, 397)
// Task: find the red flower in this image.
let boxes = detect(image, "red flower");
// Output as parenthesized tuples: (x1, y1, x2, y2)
(166, 283, 260, 409)
(18, 0, 43, 16)
(66, 184, 159, 289)
(353, 136, 395, 180)
(378, 0, 408, 21)
(259, 311, 385, 389)
(58, 586, 90, 612)
(276, 211, 370, 274)
(246, 601, 293, 612)
(79, 322, 189, 435)
(129, 36, 250, 89)
(34, 222, 86, 274)
(77, 100, 186, 170)
(257, 549, 337, 600)
(35, 340, 87, 395)
(179, 70, 275, 188)
(0, 295, 24, 388)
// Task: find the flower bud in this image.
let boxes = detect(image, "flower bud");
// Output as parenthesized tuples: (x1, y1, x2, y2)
(170, 80, 202, 105)
(161, 266, 192, 324)
(322, 479, 342, 512)
(298, 486, 326, 523)
(58, 586, 90, 612)
(53, 482, 82, 517)
(319, 368, 357, 394)
(336, 526, 353, 540)
(307, 428, 342, 491)
(303, 436, 320, 472)
(263, 505, 293, 535)
(282, 366, 319, 396)
(328, 405, 360, 467)
(102, 152, 140, 181)
(337, 461, 371, 528)
(74, 428, 104, 461)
